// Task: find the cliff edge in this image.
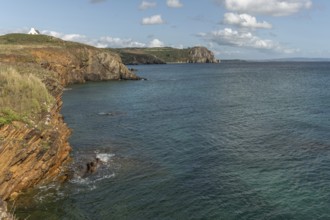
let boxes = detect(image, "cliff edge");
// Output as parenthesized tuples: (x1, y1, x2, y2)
(0, 34, 141, 201)
(0, 34, 140, 85)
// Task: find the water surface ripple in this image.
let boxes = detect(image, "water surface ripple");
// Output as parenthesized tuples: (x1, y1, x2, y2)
(16, 62, 330, 219)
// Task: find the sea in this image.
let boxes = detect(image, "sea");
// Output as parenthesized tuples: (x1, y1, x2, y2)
(15, 62, 330, 219)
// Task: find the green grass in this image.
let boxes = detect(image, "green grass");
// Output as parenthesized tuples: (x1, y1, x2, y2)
(0, 33, 80, 47)
(0, 108, 22, 126)
(110, 47, 195, 63)
(0, 65, 55, 126)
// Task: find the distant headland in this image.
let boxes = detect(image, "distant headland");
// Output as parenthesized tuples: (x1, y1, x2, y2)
(109, 47, 220, 65)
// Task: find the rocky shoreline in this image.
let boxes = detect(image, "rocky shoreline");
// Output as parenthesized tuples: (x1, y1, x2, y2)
(0, 34, 220, 218)
(0, 34, 141, 206)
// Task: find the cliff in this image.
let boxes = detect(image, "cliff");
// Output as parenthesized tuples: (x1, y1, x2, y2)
(0, 34, 140, 85)
(110, 46, 219, 65)
(0, 64, 71, 200)
(0, 88, 71, 200)
(0, 34, 141, 202)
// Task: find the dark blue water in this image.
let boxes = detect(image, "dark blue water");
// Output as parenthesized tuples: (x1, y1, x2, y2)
(16, 62, 330, 219)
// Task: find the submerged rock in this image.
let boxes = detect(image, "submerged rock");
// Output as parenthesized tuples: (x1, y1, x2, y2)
(68, 156, 104, 180)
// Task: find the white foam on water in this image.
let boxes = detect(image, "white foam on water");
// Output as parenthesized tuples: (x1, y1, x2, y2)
(96, 153, 115, 163)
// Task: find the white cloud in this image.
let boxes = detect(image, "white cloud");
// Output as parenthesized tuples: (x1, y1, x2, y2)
(142, 15, 165, 25)
(218, 0, 312, 16)
(148, 39, 165, 47)
(167, 0, 183, 8)
(96, 36, 146, 48)
(201, 28, 297, 53)
(139, 1, 157, 10)
(41, 30, 88, 42)
(223, 13, 272, 29)
(41, 30, 147, 48)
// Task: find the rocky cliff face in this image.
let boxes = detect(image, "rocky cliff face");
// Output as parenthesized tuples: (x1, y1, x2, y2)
(30, 47, 140, 85)
(0, 80, 71, 200)
(0, 35, 141, 202)
(187, 47, 218, 63)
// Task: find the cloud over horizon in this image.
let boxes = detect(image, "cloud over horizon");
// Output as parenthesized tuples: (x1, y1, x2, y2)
(223, 13, 272, 29)
(41, 30, 146, 48)
(148, 39, 165, 47)
(217, 0, 312, 16)
(200, 28, 297, 54)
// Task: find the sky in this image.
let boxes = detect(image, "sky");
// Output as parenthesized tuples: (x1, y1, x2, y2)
(1, 0, 330, 60)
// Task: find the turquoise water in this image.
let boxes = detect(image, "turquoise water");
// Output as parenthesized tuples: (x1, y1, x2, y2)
(16, 63, 330, 219)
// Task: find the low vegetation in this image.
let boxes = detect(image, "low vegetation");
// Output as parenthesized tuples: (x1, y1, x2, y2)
(0, 33, 86, 47)
(110, 47, 192, 64)
(0, 65, 55, 126)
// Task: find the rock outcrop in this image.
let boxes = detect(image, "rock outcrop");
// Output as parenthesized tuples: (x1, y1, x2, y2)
(187, 47, 218, 63)
(0, 34, 141, 85)
(30, 47, 140, 85)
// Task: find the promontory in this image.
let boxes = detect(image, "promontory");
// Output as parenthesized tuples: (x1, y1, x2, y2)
(109, 46, 220, 65)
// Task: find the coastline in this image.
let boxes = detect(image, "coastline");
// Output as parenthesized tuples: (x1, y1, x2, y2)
(0, 34, 141, 206)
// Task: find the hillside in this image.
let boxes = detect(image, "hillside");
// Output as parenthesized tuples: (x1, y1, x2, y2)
(0, 33, 141, 203)
(0, 34, 140, 84)
(110, 46, 219, 65)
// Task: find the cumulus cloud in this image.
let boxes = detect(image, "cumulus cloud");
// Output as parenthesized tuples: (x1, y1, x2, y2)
(148, 39, 165, 47)
(167, 0, 183, 8)
(142, 15, 165, 25)
(200, 28, 297, 53)
(139, 1, 157, 10)
(223, 13, 272, 29)
(96, 36, 146, 48)
(41, 30, 88, 42)
(41, 30, 147, 48)
(217, 0, 312, 16)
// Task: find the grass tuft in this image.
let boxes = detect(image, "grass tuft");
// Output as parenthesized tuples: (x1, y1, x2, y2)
(0, 65, 55, 125)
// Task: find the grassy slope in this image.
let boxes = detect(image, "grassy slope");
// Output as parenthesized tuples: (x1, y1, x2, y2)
(0, 34, 67, 126)
(0, 33, 89, 47)
(0, 64, 55, 126)
(0, 34, 80, 63)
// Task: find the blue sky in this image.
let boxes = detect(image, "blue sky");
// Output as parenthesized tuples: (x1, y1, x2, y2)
(1, 0, 329, 59)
